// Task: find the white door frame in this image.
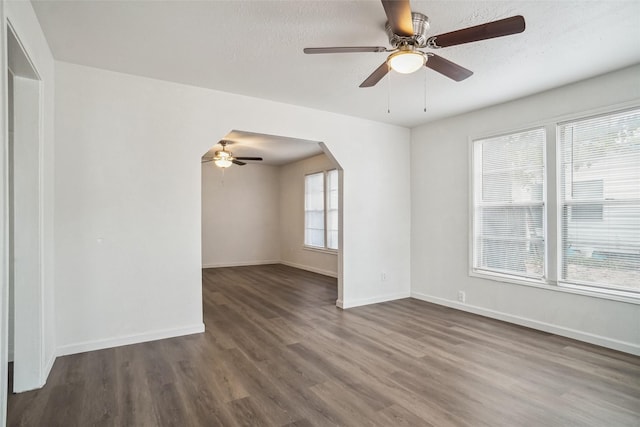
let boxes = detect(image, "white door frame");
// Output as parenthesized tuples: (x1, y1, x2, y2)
(0, 1, 9, 424)
(2, 15, 46, 423)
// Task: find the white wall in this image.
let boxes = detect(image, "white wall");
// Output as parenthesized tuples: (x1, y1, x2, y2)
(411, 64, 640, 355)
(280, 153, 338, 277)
(201, 163, 280, 267)
(54, 61, 411, 353)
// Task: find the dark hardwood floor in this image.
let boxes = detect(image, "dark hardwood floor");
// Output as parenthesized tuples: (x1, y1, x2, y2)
(7, 264, 640, 426)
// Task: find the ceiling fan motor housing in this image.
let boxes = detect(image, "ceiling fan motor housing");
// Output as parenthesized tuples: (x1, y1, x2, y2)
(386, 12, 430, 48)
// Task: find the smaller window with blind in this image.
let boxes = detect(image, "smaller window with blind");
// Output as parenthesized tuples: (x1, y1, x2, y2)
(304, 169, 339, 250)
(558, 107, 640, 295)
(472, 128, 546, 281)
(326, 169, 339, 249)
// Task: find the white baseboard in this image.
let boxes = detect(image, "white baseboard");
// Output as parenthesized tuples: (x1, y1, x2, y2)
(56, 323, 205, 357)
(202, 260, 338, 279)
(41, 352, 56, 387)
(336, 299, 344, 309)
(279, 260, 338, 278)
(202, 260, 279, 269)
(411, 292, 640, 356)
(342, 291, 411, 309)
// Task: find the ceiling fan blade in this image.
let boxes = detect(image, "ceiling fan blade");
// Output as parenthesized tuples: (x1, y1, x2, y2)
(201, 158, 213, 163)
(425, 54, 473, 82)
(381, 0, 414, 37)
(359, 62, 390, 88)
(304, 46, 387, 54)
(232, 159, 247, 166)
(234, 157, 263, 161)
(429, 15, 525, 48)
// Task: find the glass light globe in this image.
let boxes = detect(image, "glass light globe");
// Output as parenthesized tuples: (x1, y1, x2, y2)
(388, 51, 426, 74)
(213, 150, 233, 168)
(214, 158, 232, 168)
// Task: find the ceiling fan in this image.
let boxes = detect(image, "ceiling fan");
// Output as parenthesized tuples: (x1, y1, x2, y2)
(201, 140, 263, 168)
(303, 0, 525, 87)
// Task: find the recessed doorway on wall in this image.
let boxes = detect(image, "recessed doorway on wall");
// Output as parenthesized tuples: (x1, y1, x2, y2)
(6, 22, 45, 395)
(199, 130, 344, 310)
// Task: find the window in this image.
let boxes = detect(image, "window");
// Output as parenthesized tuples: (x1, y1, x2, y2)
(304, 169, 339, 250)
(472, 128, 546, 281)
(558, 108, 640, 293)
(471, 106, 640, 300)
(304, 172, 325, 248)
(326, 169, 339, 250)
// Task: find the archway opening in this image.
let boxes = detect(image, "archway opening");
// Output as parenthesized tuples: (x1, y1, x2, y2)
(199, 130, 344, 323)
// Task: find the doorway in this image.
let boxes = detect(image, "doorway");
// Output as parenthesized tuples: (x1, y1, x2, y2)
(199, 130, 344, 308)
(6, 22, 44, 394)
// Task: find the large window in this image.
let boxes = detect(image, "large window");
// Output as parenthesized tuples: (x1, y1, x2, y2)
(558, 108, 640, 293)
(472, 128, 546, 281)
(305, 169, 339, 250)
(471, 106, 640, 299)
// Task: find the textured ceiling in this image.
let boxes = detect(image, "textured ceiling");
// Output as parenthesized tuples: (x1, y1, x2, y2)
(202, 130, 323, 166)
(32, 1, 640, 128)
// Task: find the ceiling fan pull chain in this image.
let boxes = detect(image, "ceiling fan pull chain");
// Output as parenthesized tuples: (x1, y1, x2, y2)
(424, 68, 427, 113)
(387, 64, 391, 114)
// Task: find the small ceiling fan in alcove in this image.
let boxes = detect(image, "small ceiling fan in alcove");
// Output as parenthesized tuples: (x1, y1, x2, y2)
(303, 0, 525, 87)
(201, 140, 263, 168)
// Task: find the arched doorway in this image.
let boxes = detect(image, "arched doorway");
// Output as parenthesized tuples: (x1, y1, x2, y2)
(199, 130, 344, 315)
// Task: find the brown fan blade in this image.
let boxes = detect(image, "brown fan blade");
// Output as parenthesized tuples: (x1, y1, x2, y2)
(201, 158, 213, 163)
(304, 47, 387, 54)
(359, 62, 390, 88)
(232, 159, 246, 166)
(381, 0, 414, 37)
(429, 15, 525, 48)
(234, 157, 263, 161)
(425, 54, 473, 82)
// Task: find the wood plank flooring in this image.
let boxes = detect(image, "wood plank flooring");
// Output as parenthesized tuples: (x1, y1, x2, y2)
(7, 264, 640, 426)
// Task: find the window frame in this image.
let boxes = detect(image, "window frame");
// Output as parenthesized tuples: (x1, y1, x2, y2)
(325, 168, 339, 250)
(468, 100, 640, 304)
(304, 171, 326, 249)
(304, 169, 339, 253)
(470, 126, 549, 285)
(556, 107, 640, 299)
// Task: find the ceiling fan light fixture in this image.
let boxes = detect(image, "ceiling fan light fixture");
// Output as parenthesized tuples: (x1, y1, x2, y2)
(214, 158, 232, 168)
(387, 50, 426, 74)
(214, 150, 232, 168)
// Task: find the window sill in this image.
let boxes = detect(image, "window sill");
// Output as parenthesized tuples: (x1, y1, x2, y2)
(303, 245, 338, 255)
(469, 270, 640, 305)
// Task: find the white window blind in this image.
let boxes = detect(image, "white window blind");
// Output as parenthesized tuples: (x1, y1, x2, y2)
(326, 169, 339, 250)
(473, 128, 546, 280)
(558, 108, 640, 293)
(304, 172, 325, 247)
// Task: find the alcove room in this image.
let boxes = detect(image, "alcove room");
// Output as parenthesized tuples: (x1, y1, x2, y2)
(200, 131, 343, 327)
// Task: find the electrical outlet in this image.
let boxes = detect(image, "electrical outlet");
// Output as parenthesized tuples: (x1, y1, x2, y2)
(457, 291, 466, 303)
(381, 272, 387, 281)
